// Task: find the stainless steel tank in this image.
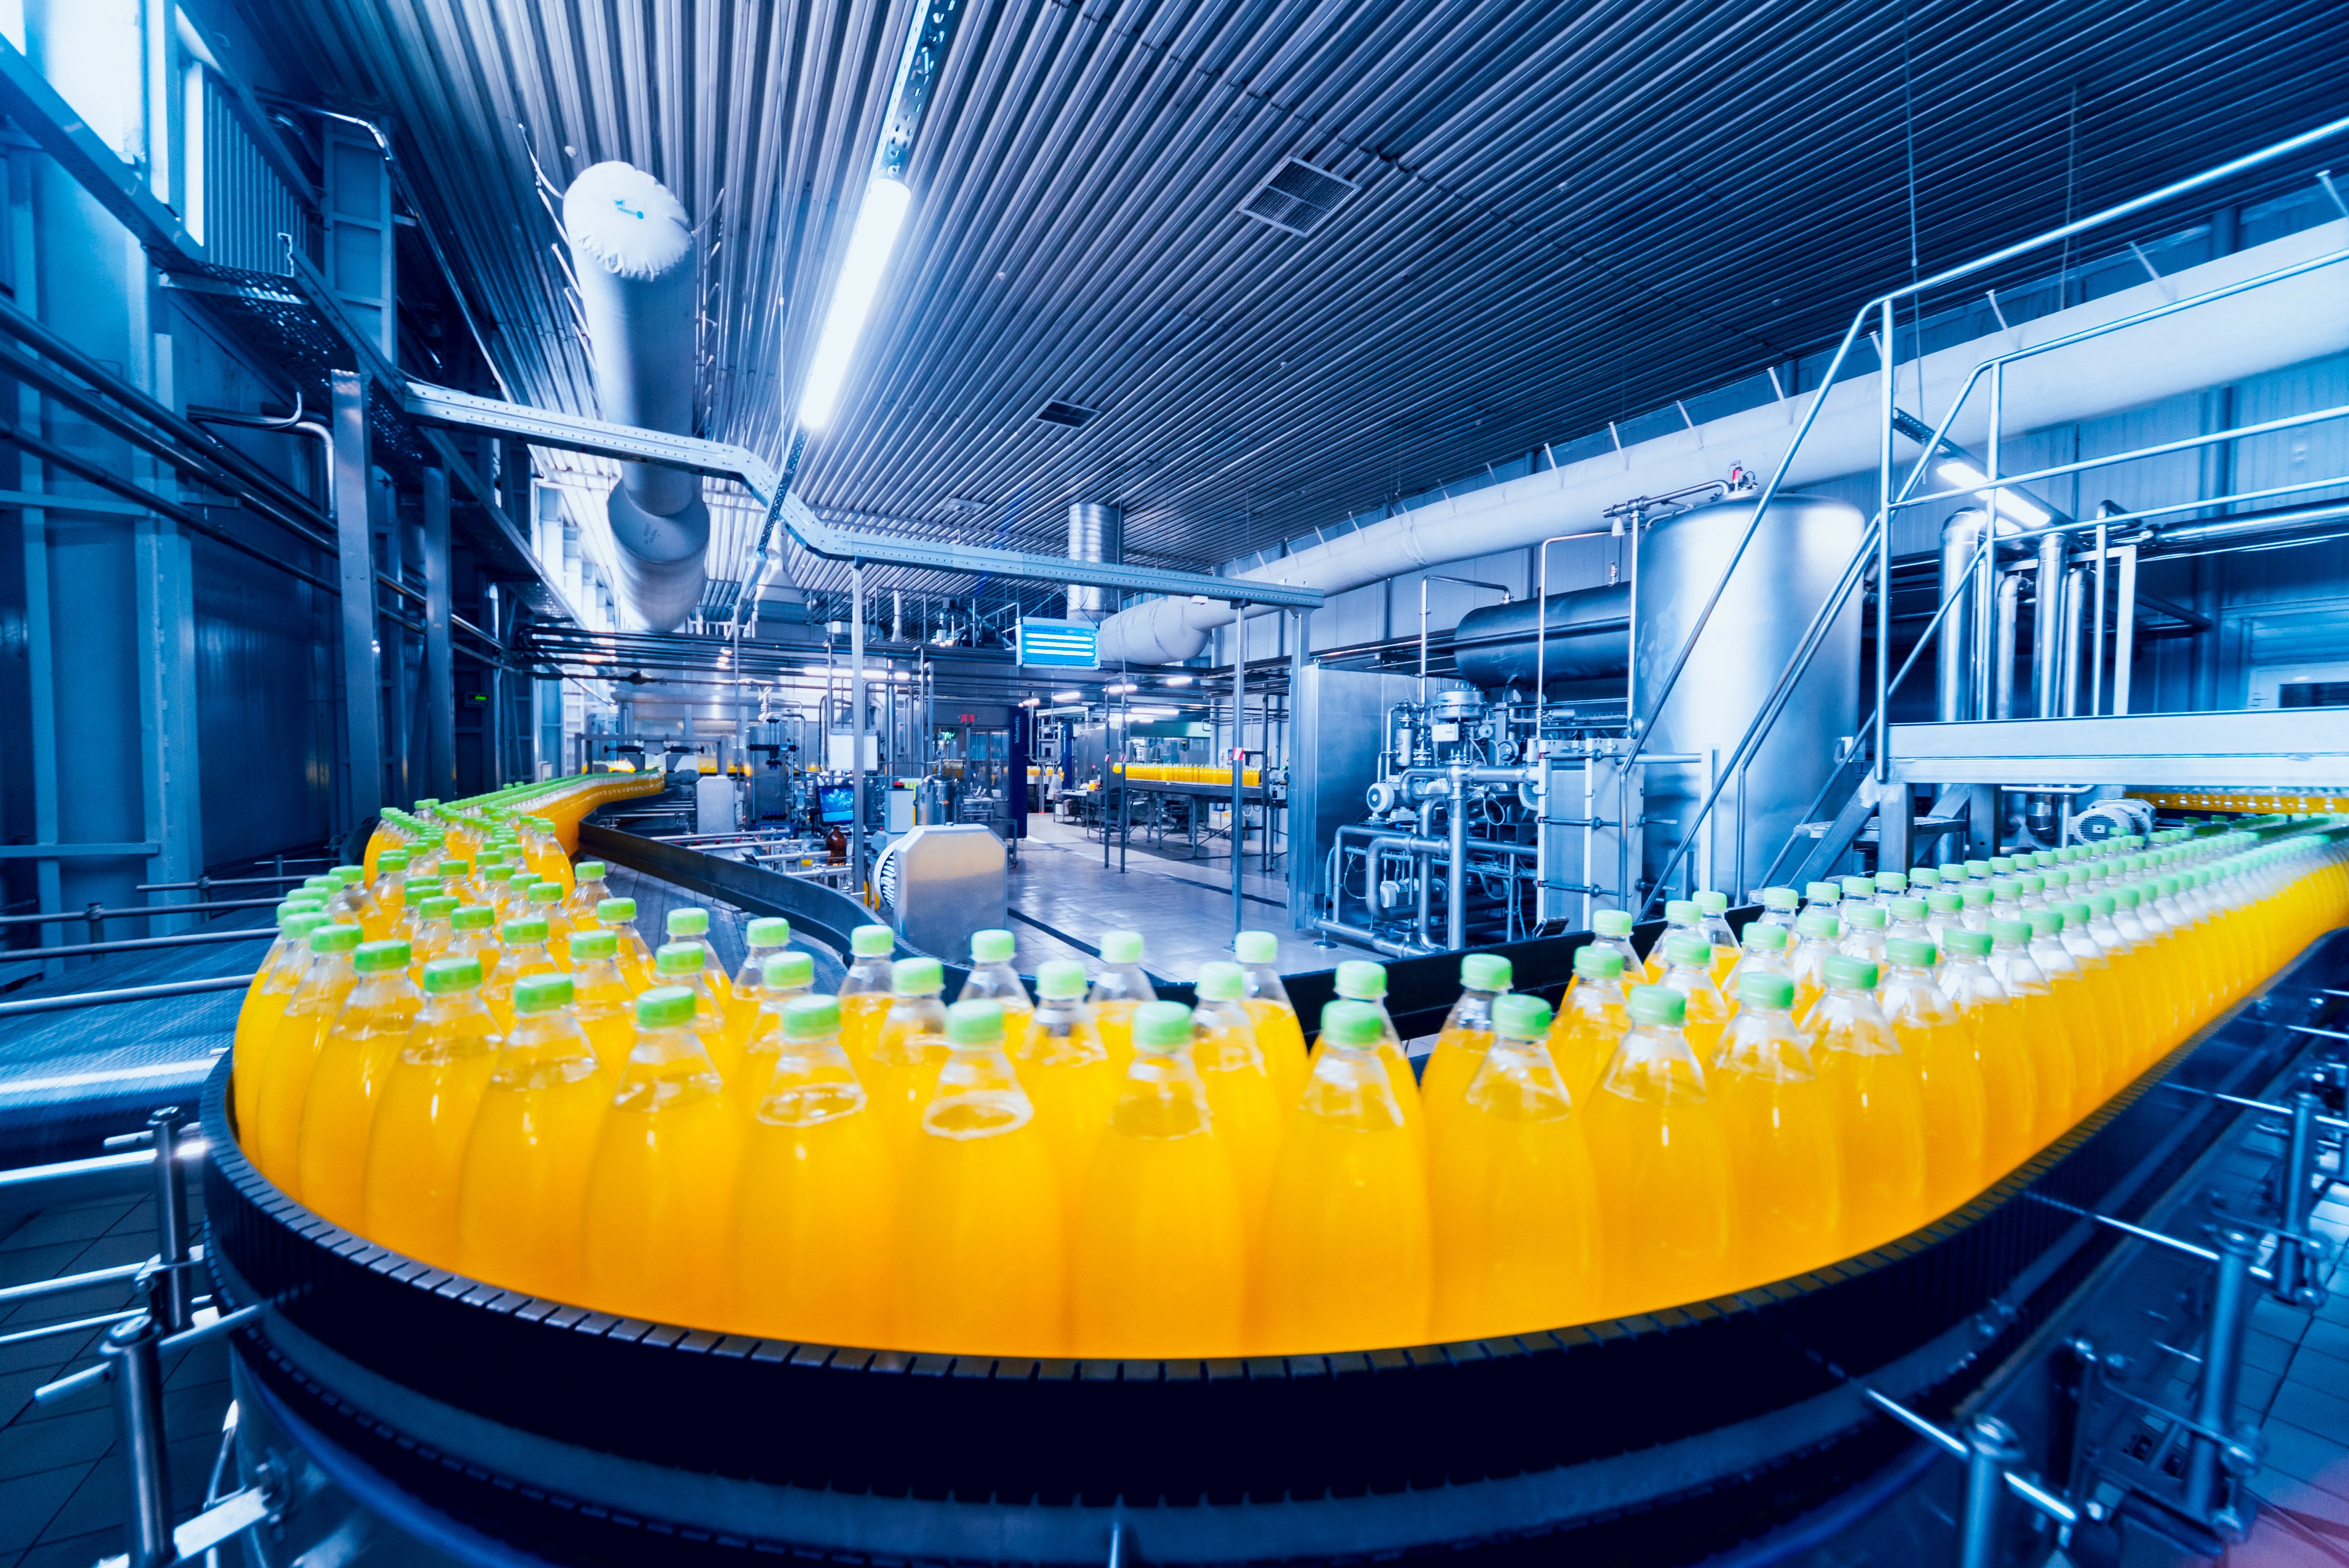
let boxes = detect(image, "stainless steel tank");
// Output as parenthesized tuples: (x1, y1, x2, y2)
(1451, 583, 1630, 690)
(1632, 494, 1863, 896)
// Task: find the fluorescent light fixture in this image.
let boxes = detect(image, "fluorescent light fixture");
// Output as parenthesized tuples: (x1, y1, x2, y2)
(1162, 674, 1194, 686)
(1106, 681, 1138, 694)
(1937, 459, 2053, 529)
(1019, 696, 1041, 707)
(1053, 689, 1082, 702)
(796, 177, 914, 432)
(1130, 706, 1179, 719)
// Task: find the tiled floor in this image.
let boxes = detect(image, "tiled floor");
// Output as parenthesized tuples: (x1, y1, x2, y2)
(0, 1187, 232, 1568)
(2242, 1186, 2349, 1534)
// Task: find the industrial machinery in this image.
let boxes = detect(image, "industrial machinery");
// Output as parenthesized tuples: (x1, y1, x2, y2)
(871, 821, 1010, 957)
(1315, 491, 1863, 954)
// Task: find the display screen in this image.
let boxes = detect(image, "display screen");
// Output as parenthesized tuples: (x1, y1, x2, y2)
(818, 785, 855, 824)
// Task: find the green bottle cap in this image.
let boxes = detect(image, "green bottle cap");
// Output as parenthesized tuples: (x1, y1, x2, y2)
(1804, 881, 1841, 903)
(1886, 937, 1937, 967)
(1744, 923, 1790, 952)
(1928, 891, 1964, 914)
(2019, 874, 2046, 896)
(1909, 868, 1941, 889)
(418, 896, 459, 920)
(575, 861, 608, 880)
(1195, 961, 1245, 1002)
(1335, 960, 1387, 1000)
(655, 941, 705, 976)
(1663, 931, 1712, 966)
(1627, 984, 1686, 1027)
(763, 951, 816, 990)
(970, 928, 1015, 965)
(635, 986, 695, 1028)
(1989, 856, 2015, 874)
(333, 864, 364, 884)
(309, 923, 363, 955)
(746, 916, 791, 949)
(439, 859, 470, 879)
(1822, 954, 1878, 990)
(1664, 898, 1697, 922)
(2057, 900, 2092, 924)
(1797, 909, 1841, 939)
(527, 882, 563, 904)
(850, 924, 895, 958)
(404, 877, 446, 898)
(513, 973, 574, 1014)
(1460, 953, 1511, 991)
(2028, 909, 2063, 937)
(2087, 894, 2116, 917)
(1945, 928, 1993, 959)
(1874, 871, 1906, 893)
(893, 955, 944, 994)
(353, 938, 410, 974)
(1693, 891, 1729, 915)
(1759, 886, 1799, 910)
(280, 910, 330, 939)
(1574, 945, 1625, 979)
(782, 994, 842, 1039)
(598, 897, 638, 923)
(1737, 971, 1796, 1010)
(568, 929, 617, 961)
(503, 915, 550, 945)
(378, 852, 411, 871)
(1319, 999, 1385, 1049)
(422, 955, 483, 993)
(946, 998, 1005, 1046)
(451, 904, 496, 932)
(1962, 886, 1994, 908)
(1492, 993, 1552, 1039)
(1990, 918, 2032, 944)
(1890, 896, 1928, 921)
(1028, 959, 1083, 1000)
(1132, 1000, 1193, 1051)
(1234, 930, 1279, 964)
(1846, 905, 1889, 931)
(666, 907, 710, 937)
(1964, 859, 1991, 877)
(1100, 930, 1145, 965)
(1841, 876, 1873, 898)
(1593, 910, 1635, 937)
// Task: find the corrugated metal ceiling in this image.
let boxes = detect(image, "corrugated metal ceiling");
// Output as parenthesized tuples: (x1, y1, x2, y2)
(257, 0, 2349, 606)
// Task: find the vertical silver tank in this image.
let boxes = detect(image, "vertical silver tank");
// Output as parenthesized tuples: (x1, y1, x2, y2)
(1632, 494, 1864, 896)
(1067, 504, 1123, 620)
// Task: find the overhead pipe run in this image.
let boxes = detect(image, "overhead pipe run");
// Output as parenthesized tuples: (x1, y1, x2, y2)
(1068, 504, 1122, 621)
(563, 162, 709, 632)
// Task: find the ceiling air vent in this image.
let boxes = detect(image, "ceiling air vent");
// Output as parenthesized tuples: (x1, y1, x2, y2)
(1239, 158, 1357, 237)
(1036, 399, 1097, 428)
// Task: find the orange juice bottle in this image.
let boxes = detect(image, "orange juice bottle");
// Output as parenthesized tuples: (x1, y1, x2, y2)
(1838, 902, 1888, 967)
(524, 882, 575, 967)
(1723, 920, 1792, 1002)
(2081, 893, 2154, 1074)
(579, 987, 744, 1328)
(1655, 933, 1732, 1063)
(1753, 885, 1801, 935)
(1548, 945, 1630, 1108)
(479, 915, 560, 1032)
(251, 922, 365, 1188)
(1800, 954, 1927, 1251)
(961, 929, 1036, 1058)
(1787, 910, 1842, 1019)
(895, 1000, 1067, 1356)
(652, 941, 734, 1082)
(391, 879, 444, 946)
(1936, 929, 2038, 1178)
(1429, 993, 1601, 1340)
(563, 860, 611, 931)
(2028, 910, 2109, 1108)
(234, 907, 330, 1138)
(324, 866, 379, 938)
(1007, 959, 1118, 1215)
(1693, 892, 1740, 981)
(454, 972, 610, 1300)
(444, 904, 502, 987)
(1887, 896, 1933, 947)
(1421, 953, 1512, 1133)
(723, 917, 798, 1050)
(1234, 931, 1309, 1109)
(1644, 900, 1701, 982)
(596, 897, 657, 990)
(729, 951, 816, 1100)
(664, 908, 731, 1001)
(405, 896, 459, 980)
(2054, 899, 2133, 1095)
(1710, 971, 1840, 1285)
(365, 852, 411, 930)
(1254, 1000, 1432, 1353)
(1088, 931, 1158, 1072)
(295, 939, 425, 1229)
(564, 929, 638, 1070)
(1879, 937, 1986, 1218)
(1321, 961, 1426, 1154)
(868, 956, 952, 1147)
(1987, 918, 2075, 1141)
(1071, 1001, 1246, 1358)
(1579, 985, 1734, 1314)
(1589, 909, 1643, 980)
(1189, 963, 1285, 1247)
(732, 994, 896, 1346)
(1923, 891, 1967, 955)
(838, 924, 898, 1064)
(362, 955, 504, 1267)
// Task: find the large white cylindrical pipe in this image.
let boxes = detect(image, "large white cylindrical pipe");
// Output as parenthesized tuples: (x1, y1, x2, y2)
(1098, 218, 2349, 665)
(564, 162, 709, 631)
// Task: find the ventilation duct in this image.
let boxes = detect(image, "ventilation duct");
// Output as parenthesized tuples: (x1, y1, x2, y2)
(564, 162, 708, 632)
(1067, 503, 1122, 620)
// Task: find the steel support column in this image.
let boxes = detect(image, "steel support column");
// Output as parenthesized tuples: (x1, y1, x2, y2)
(331, 369, 383, 830)
(1232, 612, 1246, 943)
(133, 506, 200, 934)
(421, 466, 455, 800)
(850, 564, 867, 907)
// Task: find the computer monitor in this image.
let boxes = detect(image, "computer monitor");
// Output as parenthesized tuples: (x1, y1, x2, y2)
(818, 784, 854, 824)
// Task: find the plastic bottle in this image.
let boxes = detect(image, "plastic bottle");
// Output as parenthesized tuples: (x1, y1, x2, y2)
(2027, 909, 2109, 1108)
(1987, 916, 2075, 1139)
(1723, 921, 1791, 1001)
(1693, 892, 1739, 980)
(1189, 963, 1284, 1247)
(1838, 875, 1874, 921)
(515, 882, 570, 969)
(564, 861, 611, 930)
(1754, 885, 1801, 935)
(325, 866, 378, 937)
(1643, 899, 1701, 982)
(1429, 992, 1601, 1340)
(444, 904, 502, 988)
(478, 915, 560, 1032)
(406, 896, 460, 979)
(1655, 931, 1733, 1063)
(1002, 957, 1117, 1217)
(868, 956, 952, 1147)
(961, 929, 1036, 1058)
(250, 922, 364, 1189)
(295, 939, 426, 1230)
(724, 917, 798, 1049)
(1887, 896, 1932, 947)
(1936, 928, 2037, 1178)
(1787, 909, 1843, 1019)
(1088, 931, 1158, 1071)
(1871, 870, 1907, 909)
(362, 853, 409, 936)
(596, 897, 657, 991)
(1072, 1000, 1246, 1359)
(652, 941, 733, 1082)
(579, 987, 744, 1328)
(665, 908, 731, 1000)
(730, 951, 816, 1101)
(363, 955, 505, 1267)
(454, 973, 610, 1301)
(1589, 909, 1643, 979)
(732, 994, 897, 1347)
(1255, 999, 1432, 1353)
(1324, 961, 1426, 1153)
(1838, 903, 1889, 967)
(1709, 970, 1841, 1286)
(1799, 954, 1927, 1251)
(1548, 945, 1631, 1109)
(233, 907, 331, 1138)
(1923, 890, 1966, 954)
(1959, 883, 1995, 933)
(1578, 984, 1734, 1314)
(389, 878, 443, 947)
(1801, 881, 1842, 920)
(838, 925, 898, 1064)
(895, 999, 1067, 1357)
(1878, 937, 1986, 1217)
(1421, 953, 1512, 1127)
(565, 928, 638, 1070)
(1233, 930, 1309, 1109)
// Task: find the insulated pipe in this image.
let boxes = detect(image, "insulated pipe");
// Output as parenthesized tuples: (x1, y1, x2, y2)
(1068, 504, 1122, 621)
(1993, 573, 2022, 719)
(1094, 219, 2349, 665)
(2060, 566, 2086, 716)
(1936, 509, 1989, 722)
(2032, 530, 2069, 718)
(564, 163, 709, 632)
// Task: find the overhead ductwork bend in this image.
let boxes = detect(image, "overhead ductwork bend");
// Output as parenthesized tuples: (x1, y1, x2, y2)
(564, 162, 708, 632)
(1096, 218, 2349, 665)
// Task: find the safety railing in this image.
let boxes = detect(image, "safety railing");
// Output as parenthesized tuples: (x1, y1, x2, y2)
(1626, 113, 2349, 913)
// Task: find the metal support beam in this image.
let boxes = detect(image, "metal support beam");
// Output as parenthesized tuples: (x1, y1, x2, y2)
(421, 466, 455, 800)
(1232, 620, 1245, 943)
(103, 1314, 172, 1568)
(851, 565, 867, 909)
(331, 370, 383, 831)
(2184, 1228, 2257, 1521)
(1887, 711, 2349, 788)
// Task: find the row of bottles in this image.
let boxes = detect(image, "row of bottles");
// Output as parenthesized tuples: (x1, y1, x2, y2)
(234, 816, 2347, 1359)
